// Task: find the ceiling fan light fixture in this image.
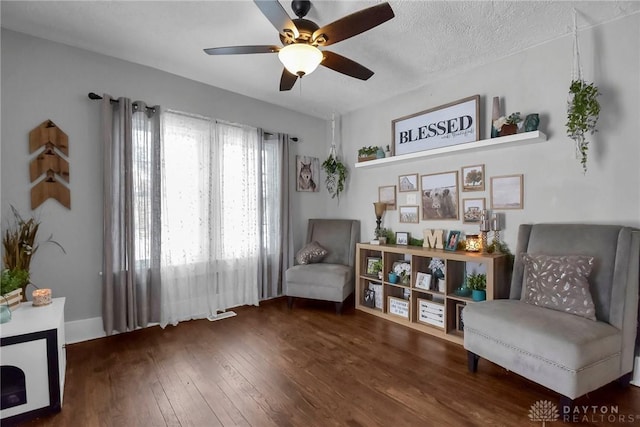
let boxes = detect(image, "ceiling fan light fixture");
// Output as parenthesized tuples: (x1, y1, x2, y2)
(278, 44, 323, 77)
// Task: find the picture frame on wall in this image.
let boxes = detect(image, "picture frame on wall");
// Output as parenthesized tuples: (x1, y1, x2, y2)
(398, 173, 419, 192)
(399, 205, 420, 223)
(392, 95, 480, 156)
(295, 155, 320, 192)
(491, 174, 524, 209)
(462, 198, 486, 224)
(395, 232, 410, 245)
(461, 164, 485, 192)
(445, 230, 461, 251)
(420, 171, 459, 220)
(378, 185, 397, 210)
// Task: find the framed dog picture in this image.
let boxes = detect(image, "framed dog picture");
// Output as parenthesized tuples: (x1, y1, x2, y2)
(296, 155, 319, 192)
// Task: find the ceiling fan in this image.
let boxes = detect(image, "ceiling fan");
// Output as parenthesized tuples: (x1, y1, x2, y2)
(204, 0, 395, 91)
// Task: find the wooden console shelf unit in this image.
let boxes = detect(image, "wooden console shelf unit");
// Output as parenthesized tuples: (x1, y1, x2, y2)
(355, 243, 508, 345)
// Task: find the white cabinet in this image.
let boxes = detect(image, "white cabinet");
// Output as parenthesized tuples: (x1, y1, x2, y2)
(1, 298, 66, 424)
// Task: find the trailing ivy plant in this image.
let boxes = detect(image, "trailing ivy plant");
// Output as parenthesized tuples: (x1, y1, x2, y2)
(321, 154, 348, 199)
(566, 79, 600, 173)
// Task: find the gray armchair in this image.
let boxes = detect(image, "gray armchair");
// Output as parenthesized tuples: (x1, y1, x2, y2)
(285, 219, 360, 313)
(464, 224, 639, 408)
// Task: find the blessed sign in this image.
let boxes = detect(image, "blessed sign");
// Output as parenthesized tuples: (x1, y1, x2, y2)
(392, 95, 480, 156)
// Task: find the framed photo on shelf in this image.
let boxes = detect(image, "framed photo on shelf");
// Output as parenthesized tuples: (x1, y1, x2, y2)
(445, 230, 461, 251)
(363, 288, 376, 308)
(490, 174, 524, 209)
(421, 171, 459, 220)
(456, 303, 466, 331)
(462, 198, 486, 224)
(366, 257, 381, 275)
(398, 173, 419, 192)
(415, 272, 432, 290)
(395, 232, 410, 245)
(461, 164, 485, 192)
(379, 185, 397, 210)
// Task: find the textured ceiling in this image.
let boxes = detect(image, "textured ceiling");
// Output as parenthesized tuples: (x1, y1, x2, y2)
(2, 1, 639, 119)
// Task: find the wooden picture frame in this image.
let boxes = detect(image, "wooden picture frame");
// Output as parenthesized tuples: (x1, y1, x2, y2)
(399, 205, 419, 223)
(490, 174, 524, 210)
(366, 257, 381, 275)
(398, 173, 419, 192)
(420, 171, 459, 220)
(461, 164, 485, 192)
(395, 232, 409, 245)
(445, 230, 461, 251)
(415, 272, 432, 290)
(378, 185, 397, 210)
(392, 95, 480, 156)
(462, 198, 486, 224)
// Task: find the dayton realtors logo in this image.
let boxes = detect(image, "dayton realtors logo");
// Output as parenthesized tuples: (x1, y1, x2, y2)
(528, 400, 639, 425)
(528, 400, 559, 426)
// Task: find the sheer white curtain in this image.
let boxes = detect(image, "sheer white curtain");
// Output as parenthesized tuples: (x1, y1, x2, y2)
(160, 111, 259, 327)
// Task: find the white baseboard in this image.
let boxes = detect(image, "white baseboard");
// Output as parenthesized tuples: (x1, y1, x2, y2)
(64, 311, 237, 344)
(65, 316, 106, 344)
(630, 356, 640, 387)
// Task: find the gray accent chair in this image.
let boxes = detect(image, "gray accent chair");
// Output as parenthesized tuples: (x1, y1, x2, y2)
(285, 219, 360, 314)
(464, 224, 640, 408)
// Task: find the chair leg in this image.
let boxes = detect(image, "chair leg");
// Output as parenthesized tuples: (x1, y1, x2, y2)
(559, 395, 574, 415)
(335, 301, 344, 315)
(617, 371, 633, 387)
(467, 351, 479, 373)
(287, 296, 294, 309)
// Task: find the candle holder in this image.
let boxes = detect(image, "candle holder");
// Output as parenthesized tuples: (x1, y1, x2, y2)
(32, 288, 52, 307)
(480, 231, 489, 253)
(465, 234, 481, 252)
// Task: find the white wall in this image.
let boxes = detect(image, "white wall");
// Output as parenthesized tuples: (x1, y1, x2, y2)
(1, 29, 329, 323)
(338, 13, 640, 250)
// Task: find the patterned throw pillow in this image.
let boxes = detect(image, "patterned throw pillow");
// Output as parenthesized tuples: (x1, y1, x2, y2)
(521, 253, 597, 321)
(295, 241, 328, 265)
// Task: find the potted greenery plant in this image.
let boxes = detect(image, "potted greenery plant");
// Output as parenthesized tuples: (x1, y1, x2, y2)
(321, 154, 348, 199)
(357, 146, 379, 162)
(371, 259, 383, 279)
(1, 268, 29, 309)
(2, 206, 65, 301)
(467, 272, 487, 301)
(566, 79, 600, 173)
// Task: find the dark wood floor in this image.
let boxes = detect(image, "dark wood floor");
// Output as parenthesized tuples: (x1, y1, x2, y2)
(23, 298, 640, 426)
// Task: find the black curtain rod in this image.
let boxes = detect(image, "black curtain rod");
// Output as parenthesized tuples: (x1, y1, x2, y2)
(88, 92, 156, 112)
(89, 92, 298, 141)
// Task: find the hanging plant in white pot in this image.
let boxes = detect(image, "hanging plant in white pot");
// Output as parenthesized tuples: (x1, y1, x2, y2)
(322, 114, 348, 199)
(566, 10, 601, 174)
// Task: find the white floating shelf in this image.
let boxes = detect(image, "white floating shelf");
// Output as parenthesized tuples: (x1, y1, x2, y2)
(354, 131, 547, 169)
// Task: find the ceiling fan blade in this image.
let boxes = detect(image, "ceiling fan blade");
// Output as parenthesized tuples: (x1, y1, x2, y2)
(312, 2, 394, 46)
(321, 50, 374, 80)
(254, 0, 299, 40)
(204, 45, 280, 55)
(280, 68, 298, 91)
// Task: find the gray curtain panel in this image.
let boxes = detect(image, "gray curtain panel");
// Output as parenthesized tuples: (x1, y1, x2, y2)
(258, 132, 293, 300)
(101, 95, 162, 335)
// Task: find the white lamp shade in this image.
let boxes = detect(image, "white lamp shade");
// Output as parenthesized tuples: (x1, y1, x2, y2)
(278, 44, 323, 77)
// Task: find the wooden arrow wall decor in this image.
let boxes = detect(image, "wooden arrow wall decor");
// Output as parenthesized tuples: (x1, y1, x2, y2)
(29, 119, 71, 209)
